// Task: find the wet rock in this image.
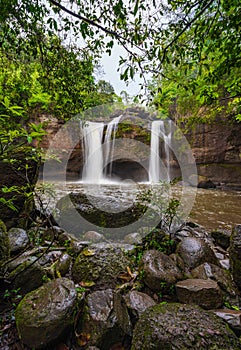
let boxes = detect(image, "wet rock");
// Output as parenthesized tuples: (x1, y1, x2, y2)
(176, 237, 218, 270)
(56, 253, 72, 277)
(211, 229, 231, 249)
(0, 220, 9, 270)
(175, 222, 209, 241)
(123, 290, 156, 321)
(82, 231, 105, 242)
(15, 278, 77, 349)
(198, 179, 216, 189)
(56, 192, 146, 238)
(212, 309, 241, 335)
(176, 278, 223, 309)
(229, 224, 241, 290)
(220, 259, 230, 270)
(72, 243, 131, 289)
(38, 250, 63, 267)
(6, 253, 45, 295)
(8, 227, 29, 253)
(140, 250, 182, 292)
(131, 303, 241, 350)
(191, 262, 237, 296)
(77, 289, 132, 348)
(124, 232, 142, 245)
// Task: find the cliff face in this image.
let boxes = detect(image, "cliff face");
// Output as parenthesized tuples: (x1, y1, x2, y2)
(185, 123, 241, 189)
(39, 115, 241, 189)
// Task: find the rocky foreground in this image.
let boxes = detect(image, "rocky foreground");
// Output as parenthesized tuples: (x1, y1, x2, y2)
(0, 221, 241, 349)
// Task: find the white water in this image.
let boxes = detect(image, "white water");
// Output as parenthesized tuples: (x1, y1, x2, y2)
(149, 120, 172, 183)
(103, 115, 122, 178)
(81, 116, 121, 183)
(81, 118, 172, 184)
(82, 121, 105, 183)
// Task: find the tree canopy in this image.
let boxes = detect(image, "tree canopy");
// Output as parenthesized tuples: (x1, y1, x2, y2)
(1, 1, 240, 80)
(0, 0, 240, 120)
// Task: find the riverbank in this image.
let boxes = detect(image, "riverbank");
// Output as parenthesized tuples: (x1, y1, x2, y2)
(1, 217, 241, 349)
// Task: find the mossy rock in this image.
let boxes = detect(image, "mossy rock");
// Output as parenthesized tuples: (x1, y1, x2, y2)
(0, 220, 9, 273)
(131, 303, 241, 349)
(72, 243, 131, 289)
(230, 225, 241, 290)
(15, 278, 77, 349)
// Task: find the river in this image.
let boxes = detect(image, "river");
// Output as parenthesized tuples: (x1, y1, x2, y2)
(37, 180, 241, 233)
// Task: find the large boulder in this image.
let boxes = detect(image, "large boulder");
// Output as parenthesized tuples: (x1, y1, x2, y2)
(56, 192, 148, 239)
(15, 278, 77, 349)
(76, 289, 132, 348)
(229, 225, 241, 290)
(176, 237, 218, 270)
(131, 303, 241, 350)
(72, 243, 131, 289)
(140, 250, 182, 292)
(176, 278, 223, 310)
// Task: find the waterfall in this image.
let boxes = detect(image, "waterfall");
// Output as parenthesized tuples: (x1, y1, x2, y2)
(103, 115, 122, 178)
(81, 116, 121, 183)
(149, 120, 172, 183)
(81, 117, 172, 184)
(82, 121, 105, 183)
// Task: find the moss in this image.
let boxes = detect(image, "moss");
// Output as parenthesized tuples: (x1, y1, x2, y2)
(0, 219, 10, 272)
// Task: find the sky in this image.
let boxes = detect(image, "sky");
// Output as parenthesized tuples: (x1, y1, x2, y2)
(99, 44, 145, 97)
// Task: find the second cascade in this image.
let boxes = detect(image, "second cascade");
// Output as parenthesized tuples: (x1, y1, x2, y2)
(81, 117, 172, 184)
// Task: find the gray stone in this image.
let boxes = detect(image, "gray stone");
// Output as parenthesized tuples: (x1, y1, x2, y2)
(124, 290, 156, 319)
(191, 262, 237, 296)
(176, 278, 223, 309)
(72, 243, 130, 289)
(6, 254, 45, 295)
(8, 227, 29, 253)
(176, 237, 218, 270)
(77, 289, 132, 348)
(16, 278, 77, 349)
(211, 229, 231, 249)
(82, 231, 105, 242)
(131, 303, 241, 350)
(212, 309, 241, 334)
(175, 222, 209, 241)
(140, 250, 182, 292)
(229, 224, 241, 290)
(220, 259, 230, 270)
(56, 253, 72, 277)
(124, 232, 142, 245)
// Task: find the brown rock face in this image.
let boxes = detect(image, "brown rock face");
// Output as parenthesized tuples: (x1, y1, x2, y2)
(185, 122, 241, 188)
(39, 114, 241, 188)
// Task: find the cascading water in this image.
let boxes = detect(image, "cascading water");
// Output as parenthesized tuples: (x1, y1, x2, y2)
(149, 120, 172, 183)
(81, 121, 105, 183)
(81, 117, 172, 183)
(103, 115, 122, 178)
(81, 116, 121, 183)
